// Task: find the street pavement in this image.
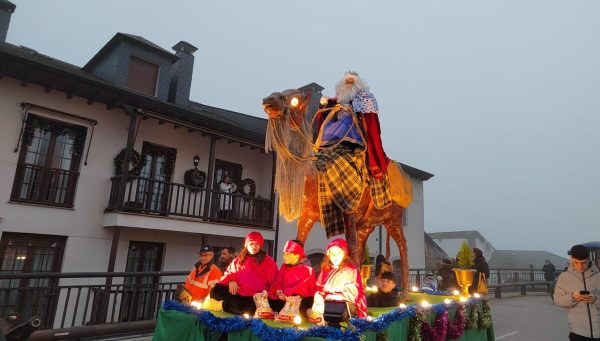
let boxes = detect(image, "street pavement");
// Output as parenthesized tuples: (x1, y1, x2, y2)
(490, 292, 569, 341)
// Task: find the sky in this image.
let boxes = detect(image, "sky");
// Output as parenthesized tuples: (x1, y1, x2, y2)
(5, 0, 599, 258)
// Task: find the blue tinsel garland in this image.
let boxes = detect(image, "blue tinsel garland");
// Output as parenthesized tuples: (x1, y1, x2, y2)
(162, 297, 483, 341)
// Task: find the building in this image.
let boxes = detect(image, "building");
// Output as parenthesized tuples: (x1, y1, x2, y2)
(428, 230, 496, 261)
(0, 1, 433, 329)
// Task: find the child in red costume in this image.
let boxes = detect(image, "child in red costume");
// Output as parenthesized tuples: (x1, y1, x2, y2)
(267, 240, 316, 320)
(210, 231, 278, 315)
(308, 238, 367, 324)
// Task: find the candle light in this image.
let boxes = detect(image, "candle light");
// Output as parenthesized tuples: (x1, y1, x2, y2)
(452, 289, 460, 296)
(474, 293, 481, 298)
(243, 313, 250, 319)
(190, 301, 203, 310)
(371, 285, 379, 292)
(444, 298, 452, 305)
(293, 316, 302, 325)
(411, 286, 419, 292)
(399, 303, 407, 310)
(459, 296, 468, 303)
(421, 300, 431, 308)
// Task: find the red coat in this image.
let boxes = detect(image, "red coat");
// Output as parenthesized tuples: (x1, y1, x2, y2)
(268, 259, 316, 299)
(219, 254, 278, 297)
(315, 263, 368, 318)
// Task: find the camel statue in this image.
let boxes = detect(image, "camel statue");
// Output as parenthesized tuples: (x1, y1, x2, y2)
(262, 89, 413, 299)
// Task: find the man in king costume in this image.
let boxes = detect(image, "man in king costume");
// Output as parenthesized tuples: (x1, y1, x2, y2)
(314, 72, 392, 238)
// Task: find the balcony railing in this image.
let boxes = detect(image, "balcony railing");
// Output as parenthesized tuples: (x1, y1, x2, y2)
(107, 175, 274, 229)
(10, 163, 79, 208)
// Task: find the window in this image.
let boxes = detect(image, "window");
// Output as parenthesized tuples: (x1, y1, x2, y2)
(213, 159, 242, 190)
(134, 142, 177, 213)
(0, 232, 66, 328)
(127, 57, 159, 96)
(119, 241, 164, 321)
(11, 115, 87, 207)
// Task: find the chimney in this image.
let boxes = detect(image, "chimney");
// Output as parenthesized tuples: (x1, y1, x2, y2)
(0, 0, 16, 42)
(168, 41, 197, 105)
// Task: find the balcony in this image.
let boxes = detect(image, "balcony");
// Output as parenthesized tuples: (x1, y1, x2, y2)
(10, 163, 79, 208)
(106, 175, 274, 230)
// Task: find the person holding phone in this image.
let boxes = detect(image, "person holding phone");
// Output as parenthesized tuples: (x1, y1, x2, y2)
(554, 244, 600, 340)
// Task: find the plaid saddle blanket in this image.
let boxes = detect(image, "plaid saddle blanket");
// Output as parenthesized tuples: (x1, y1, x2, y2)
(315, 145, 392, 238)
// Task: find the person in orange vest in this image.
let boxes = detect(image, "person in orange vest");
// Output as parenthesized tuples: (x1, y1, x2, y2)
(182, 245, 223, 303)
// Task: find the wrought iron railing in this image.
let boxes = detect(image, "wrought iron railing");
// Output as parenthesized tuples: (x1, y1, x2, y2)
(107, 175, 274, 229)
(0, 267, 554, 337)
(10, 163, 79, 207)
(0, 271, 187, 330)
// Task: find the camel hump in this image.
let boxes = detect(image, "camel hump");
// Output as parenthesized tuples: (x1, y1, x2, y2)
(387, 162, 413, 208)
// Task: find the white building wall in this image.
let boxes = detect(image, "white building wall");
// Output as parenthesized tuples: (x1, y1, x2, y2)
(0, 77, 274, 277)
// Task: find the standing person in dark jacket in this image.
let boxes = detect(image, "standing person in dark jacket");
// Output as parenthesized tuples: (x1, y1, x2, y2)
(544, 258, 557, 282)
(470, 248, 490, 294)
(367, 271, 400, 307)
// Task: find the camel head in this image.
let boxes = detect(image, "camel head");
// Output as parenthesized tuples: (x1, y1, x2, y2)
(262, 89, 311, 129)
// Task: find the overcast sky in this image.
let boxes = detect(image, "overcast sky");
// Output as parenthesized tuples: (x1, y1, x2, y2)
(6, 0, 599, 258)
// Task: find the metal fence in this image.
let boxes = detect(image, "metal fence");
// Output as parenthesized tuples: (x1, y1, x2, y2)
(0, 268, 553, 338)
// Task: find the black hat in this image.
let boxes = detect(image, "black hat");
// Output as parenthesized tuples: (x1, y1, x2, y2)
(569, 245, 589, 260)
(199, 245, 214, 254)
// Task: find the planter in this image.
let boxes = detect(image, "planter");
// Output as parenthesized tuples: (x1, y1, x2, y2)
(360, 265, 372, 288)
(453, 268, 476, 296)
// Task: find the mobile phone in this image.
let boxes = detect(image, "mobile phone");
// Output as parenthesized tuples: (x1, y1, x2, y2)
(580, 290, 590, 295)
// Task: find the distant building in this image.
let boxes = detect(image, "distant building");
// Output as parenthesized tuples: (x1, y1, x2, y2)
(488, 250, 568, 270)
(424, 233, 449, 269)
(428, 230, 496, 261)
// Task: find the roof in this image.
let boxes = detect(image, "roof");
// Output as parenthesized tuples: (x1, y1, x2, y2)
(428, 230, 487, 241)
(488, 250, 569, 270)
(83, 33, 179, 71)
(396, 162, 434, 182)
(0, 41, 265, 146)
(581, 241, 600, 250)
(0, 37, 435, 178)
(0, 0, 16, 12)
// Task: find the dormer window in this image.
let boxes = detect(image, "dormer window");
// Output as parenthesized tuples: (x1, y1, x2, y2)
(127, 56, 158, 96)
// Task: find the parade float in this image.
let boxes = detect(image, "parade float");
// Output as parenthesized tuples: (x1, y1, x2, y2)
(153, 76, 494, 340)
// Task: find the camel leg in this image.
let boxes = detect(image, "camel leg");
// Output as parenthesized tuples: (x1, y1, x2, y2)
(344, 214, 360, 266)
(296, 211, 319, 244)
(385, 207, 409, 300)
(356, 223, 377, 272)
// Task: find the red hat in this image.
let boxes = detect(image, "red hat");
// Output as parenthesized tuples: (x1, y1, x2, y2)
(283, 240, 305, 258)
(245, 231, 264, 249)
(326, 238, 348, 255)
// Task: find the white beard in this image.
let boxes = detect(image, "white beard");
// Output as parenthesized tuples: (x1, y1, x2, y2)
(335, 76, 367, 104)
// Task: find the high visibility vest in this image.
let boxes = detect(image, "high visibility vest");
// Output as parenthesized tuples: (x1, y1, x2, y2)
(184, 263, 223, 301)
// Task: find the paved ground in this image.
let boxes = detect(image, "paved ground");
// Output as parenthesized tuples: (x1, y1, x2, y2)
(490, 292, 569, 341)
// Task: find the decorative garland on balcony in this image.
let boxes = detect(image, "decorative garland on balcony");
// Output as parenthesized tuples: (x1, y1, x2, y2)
(184, 168, 206, 191)
(239, 178, 256, 197)
(113, 148, 145, 176)
(162, 296, 491, 341)
(22, 115, 87, 156)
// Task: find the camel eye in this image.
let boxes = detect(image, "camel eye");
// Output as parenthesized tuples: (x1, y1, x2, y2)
(290, 97, 299, 107)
